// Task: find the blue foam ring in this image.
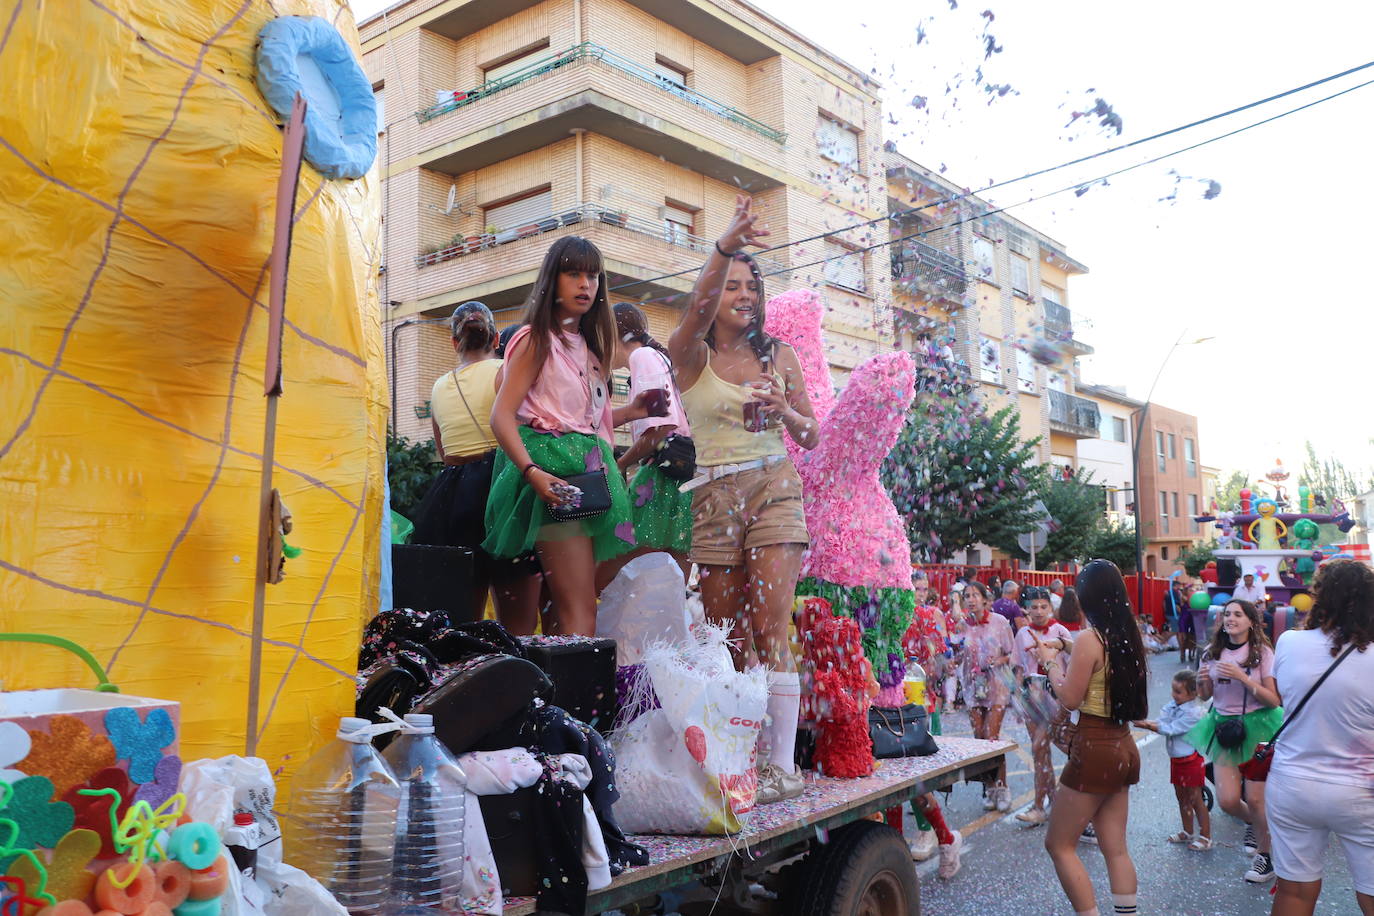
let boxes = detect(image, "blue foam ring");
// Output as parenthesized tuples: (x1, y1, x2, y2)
(174, 896, 223, 916)
(167, 822, 221, 871)
(255, 16, 378, 180)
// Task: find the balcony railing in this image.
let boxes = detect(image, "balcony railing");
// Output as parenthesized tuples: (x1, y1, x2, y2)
(1048, 389, 1101, 436)
(416, 202, 786, 274)
(890, 239, 967, 302)
(416, 42, 787, 144)
(1044, 300, 1073, 337)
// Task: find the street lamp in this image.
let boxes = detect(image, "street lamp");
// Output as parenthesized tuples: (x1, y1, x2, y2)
(1130, 332, 1214, 613)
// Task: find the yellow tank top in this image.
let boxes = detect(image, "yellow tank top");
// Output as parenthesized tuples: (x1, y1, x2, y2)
(680, 356, 786, 467)
(1080, 629, 1111, 718)
(431, 360, 501, 458)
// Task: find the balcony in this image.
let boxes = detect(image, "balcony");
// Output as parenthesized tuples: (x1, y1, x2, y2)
(1049, 389, 1102, 439)
(890, 239, 966, 305)
(419, 43, 785, 144)
(1043, 301, 1093, 355)
(407, 203, 786, 310)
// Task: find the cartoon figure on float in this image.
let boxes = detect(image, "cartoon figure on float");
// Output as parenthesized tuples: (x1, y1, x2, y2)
(1290, 519, 1320, 582)
(1248, 499, 1288, 550)
(763, 290, 918, 706)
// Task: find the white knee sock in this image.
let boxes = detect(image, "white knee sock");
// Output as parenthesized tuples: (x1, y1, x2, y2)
(1111, 892, 1137, 914)
(764, 671, 801, 774)
(1074, 909, 1100, 916)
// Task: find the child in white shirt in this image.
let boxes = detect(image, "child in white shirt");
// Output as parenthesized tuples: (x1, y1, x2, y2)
(1135, 669, 1211, 849)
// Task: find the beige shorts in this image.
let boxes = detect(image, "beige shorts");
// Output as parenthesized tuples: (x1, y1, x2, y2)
(689, 459, 809, 567)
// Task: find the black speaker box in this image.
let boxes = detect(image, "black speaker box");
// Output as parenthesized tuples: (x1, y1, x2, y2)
(519, 636, 618, 734)
(391, 544, 476, 620)
(1216, 558, 1240, 588)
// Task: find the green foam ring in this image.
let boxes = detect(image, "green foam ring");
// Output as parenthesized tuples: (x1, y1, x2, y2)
(0, 633, 119, 692)
(167, 822, 221, 871)
(174, 896, 224, 916)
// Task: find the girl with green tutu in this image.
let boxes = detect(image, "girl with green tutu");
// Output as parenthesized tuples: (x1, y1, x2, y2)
(1188, 598, 1285, 883)
(485, 236, 637, 635)
(598, 303, 694, 582)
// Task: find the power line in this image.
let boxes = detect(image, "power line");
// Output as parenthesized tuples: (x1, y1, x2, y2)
(612, 72, 1374, 300)
(609, 58, 1374, 294)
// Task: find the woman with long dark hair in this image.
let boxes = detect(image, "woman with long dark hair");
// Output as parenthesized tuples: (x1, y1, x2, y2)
(669, 195, 819, 804)
(1267, 559, 1374, 915)
(1037, 559, 1148, 916)
(410, 302, 540, 631)
(485, 237, 636, 635)
(1189, 598, 1283, 883)
(1058, 586, 1086, 632)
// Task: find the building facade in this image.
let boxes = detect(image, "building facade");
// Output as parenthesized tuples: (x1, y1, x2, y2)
(1132, 402, 1207, 574)
(361, 0, 894, 441)
(885, 152, 1099, 466)
(1076, 383, 1144, 529)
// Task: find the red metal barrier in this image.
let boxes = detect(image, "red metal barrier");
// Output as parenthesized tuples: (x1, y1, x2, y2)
(914, 564, 1170, 626)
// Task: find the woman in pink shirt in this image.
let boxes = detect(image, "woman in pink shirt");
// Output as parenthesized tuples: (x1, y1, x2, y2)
(485, 237, 637, 635)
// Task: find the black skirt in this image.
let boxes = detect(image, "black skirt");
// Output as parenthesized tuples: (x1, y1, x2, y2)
(410, 452, 538, 581)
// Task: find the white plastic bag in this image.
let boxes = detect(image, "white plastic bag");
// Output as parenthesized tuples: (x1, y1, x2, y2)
(180, 756, 346, 916)
(596, 553, 691, 666)
(612, 625, 768, 835)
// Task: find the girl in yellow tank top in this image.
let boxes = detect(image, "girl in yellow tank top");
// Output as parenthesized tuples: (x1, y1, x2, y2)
(668, 196, 820, 804)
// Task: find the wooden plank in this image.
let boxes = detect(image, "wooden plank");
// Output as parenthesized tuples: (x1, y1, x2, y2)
(503, 736, 1013, 914)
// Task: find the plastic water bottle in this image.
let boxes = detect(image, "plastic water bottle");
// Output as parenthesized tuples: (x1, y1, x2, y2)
(903, 659, 927, 708)
(282, 716, 401, 914)
(381, 714, 468, 914)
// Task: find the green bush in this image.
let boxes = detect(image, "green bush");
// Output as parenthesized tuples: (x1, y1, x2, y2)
(1087, 522, 1138, 573)
(1180, 540, 1217, 577)
(387, 431, 441, 519)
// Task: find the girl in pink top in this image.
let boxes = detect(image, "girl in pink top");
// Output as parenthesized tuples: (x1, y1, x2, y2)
(485, 237, 638, 636)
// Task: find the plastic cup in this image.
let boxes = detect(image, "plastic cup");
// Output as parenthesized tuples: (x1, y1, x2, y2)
(743, 399, 766, 432)
(642, 388, 669, 417)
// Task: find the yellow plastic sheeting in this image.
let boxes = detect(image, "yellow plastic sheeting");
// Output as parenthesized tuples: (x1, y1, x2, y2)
(0, 0, 385, 787)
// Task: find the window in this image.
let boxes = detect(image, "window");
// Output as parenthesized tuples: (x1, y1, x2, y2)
(483, 40, 551, 83)
(1106, 488, 1117, 511)
(1016, 349, 1036, 393)
(653, 56, 689, 92)
(1161, 546, 1170, 560)
(1048, 372, 1066, 392)
(817, 115, 860, 169)
(979, 336, 1001, 382)
(484, 187, 553, 231)
(1041, 283, 1064, 307)
(1160, 492, 1169, 516)
(1172, 492, 1180, 516)
(1167, 433, 1177, 459)
(373, 83, 385, 134)
(1010, 254, 1030, 297)
(1156, 430, 1166, 471)
(1111, 416, 1127, 443)
(1189, 494, 1200, 532)
(1185, 438, 1197, 477)
(973, 236, 995, 278)
(663, 202, 695, 245)
(823, 241, 866, 292)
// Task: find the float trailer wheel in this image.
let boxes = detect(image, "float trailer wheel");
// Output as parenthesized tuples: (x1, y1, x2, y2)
(783, 820, 920, 916)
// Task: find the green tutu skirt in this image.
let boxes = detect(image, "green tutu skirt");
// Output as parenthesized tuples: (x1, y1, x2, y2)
(1186, 705, 1284, 767)
(627, 463, 693, 553)
(483, 427, 636, 563)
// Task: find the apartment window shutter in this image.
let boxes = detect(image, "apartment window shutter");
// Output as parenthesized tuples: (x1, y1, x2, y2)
(823, 241, 866, 292)
(486, 189, 553, 229)
(817, 115, 859, 168)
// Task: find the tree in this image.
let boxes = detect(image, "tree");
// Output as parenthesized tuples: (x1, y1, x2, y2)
(1179, 540, 1217, 577)
(995, 467, 1106, 567)
(883, 399, 1042, 563)
(387, 431, 441, 519)
(1298, 440, 1374, 504)
(1214, 469, 1248, 513)
(1086, 521, 1138, 573)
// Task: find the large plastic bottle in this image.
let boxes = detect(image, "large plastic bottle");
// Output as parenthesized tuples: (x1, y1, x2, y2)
(380, 713, 468, 914)
(903, 659, 927, 708)
(282, 716, 401, 914)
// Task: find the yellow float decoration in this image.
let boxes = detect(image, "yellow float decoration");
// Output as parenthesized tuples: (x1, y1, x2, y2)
(0, 0, 384, 786)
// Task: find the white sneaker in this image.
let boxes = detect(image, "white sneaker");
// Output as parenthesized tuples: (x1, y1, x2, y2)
(1015, 807, 1048, 826)
(909, 828, 938, 862)
(1244, 852, 1275, 883)
(1079, 824, 1098, 845)
(937, 829, 963, 880)
(755, 763, 804, 805)
(982, 789, 997, 810)
(994, 782, 1012, 812)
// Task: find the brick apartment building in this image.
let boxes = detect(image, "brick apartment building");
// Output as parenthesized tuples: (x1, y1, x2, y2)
(1133, 402, 1206, 574)
(885, 151, 1099, 467)
(360, 0, 893, 441)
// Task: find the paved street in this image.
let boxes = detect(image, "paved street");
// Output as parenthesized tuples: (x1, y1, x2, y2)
(910, 654, 1360, 915)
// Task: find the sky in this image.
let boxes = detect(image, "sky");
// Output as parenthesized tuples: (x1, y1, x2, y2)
(352, 0, 1374, 486)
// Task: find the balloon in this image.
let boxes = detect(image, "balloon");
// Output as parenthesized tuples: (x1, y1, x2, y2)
(1211, 592, 1231, 606)
(1291, 593, 1313, 613)
(1189, 591, 1211, 611)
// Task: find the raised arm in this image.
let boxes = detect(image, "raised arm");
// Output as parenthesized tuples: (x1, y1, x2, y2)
(668, 195, 770, 387)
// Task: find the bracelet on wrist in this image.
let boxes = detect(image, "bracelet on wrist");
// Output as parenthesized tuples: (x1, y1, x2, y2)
(520, 462, 540, 480)
(715, 240, 737, 258)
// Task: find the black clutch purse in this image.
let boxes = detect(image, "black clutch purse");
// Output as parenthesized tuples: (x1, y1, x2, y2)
(868, 703, 939, 759)
(546, 469, 612, 522)
(652, 434, 697, 482)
